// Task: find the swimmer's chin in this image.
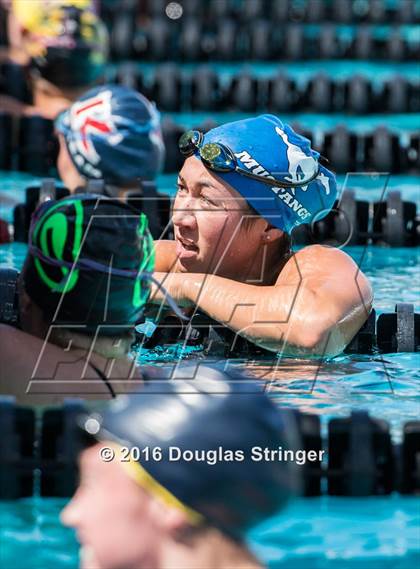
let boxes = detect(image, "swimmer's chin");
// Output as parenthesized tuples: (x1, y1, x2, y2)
(175, 250, 205, 273)
(176, 257, 201, 273)
(79, 545, 102, 569)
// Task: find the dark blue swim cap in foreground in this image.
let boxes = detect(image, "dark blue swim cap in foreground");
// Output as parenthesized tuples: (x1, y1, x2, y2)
(55, 85, 165, 184)
(195, 115, 337, 233)
(79, 365, 302, 541)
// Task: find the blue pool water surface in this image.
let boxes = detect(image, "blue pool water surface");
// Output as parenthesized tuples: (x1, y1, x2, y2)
(0, 495, 419, 569)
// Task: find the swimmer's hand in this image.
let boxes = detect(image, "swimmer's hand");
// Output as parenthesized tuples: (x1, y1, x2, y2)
(0, 95, 36, 117)
(150, 272, 195, 310)
(143, 304, 195, 323)
(0, 95, 70, 119)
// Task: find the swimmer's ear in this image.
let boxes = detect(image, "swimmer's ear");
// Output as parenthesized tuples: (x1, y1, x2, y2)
(17, 287, 35, 333)
(150, 499, 191, 537)
(19, 286, 32, 317)
(18, 285, 50, 335)
(262, 226, 284, 244)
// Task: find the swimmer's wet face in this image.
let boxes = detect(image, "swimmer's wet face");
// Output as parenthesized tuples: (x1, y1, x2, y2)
(61, 444, 169, 569)
(61, 442, 261, 569)
(173, 156, 283, 279)
(66, 372, 299, 566)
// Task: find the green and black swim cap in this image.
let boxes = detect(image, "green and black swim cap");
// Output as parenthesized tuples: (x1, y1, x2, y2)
(79, 365, 302, 542)
(22, 194, 154, 334)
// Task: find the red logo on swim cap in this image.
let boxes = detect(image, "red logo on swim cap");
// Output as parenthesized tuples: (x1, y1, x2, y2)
(69, 90, 116, 166)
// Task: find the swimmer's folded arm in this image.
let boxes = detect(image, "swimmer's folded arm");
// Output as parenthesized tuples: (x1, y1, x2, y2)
(153, 240, 178, 272)
(0, 324, 134, 404)
(151, 246, 373, 357)
(0, 94, 68, 119)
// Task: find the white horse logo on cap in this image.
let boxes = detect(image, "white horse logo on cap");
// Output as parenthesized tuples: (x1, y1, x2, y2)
(275, 126, 330, 195)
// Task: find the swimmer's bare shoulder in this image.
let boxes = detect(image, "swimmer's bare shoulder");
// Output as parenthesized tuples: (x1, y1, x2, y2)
(278, 245, 370, 293)
(0, 324, 141, 405)
(277, 245, 373, 344)
(153, 240, 178, 272)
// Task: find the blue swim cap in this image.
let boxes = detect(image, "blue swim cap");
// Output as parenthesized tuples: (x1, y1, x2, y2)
(55, 85, 165, 184)
(199, 115, 337, 233)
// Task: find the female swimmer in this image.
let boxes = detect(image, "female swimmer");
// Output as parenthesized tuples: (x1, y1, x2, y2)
(151, 115, 373, 357)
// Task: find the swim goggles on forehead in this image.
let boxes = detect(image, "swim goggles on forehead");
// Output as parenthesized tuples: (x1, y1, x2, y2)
(179, 130, 321, 189)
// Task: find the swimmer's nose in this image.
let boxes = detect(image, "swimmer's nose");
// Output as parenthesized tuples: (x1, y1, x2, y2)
(172, 206, 197, 229)
(60, 497, 81, 529)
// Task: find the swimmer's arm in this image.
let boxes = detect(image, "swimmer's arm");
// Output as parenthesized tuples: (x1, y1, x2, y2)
(0, 95, 71, 119)
(179, 247, 373, 356)
(0, 324, 116, 404)
(153, 240, 178, 272)
(0, 95, 35, 117)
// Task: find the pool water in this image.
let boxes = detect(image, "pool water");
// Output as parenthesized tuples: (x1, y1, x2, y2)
(1, 495, 419, 569)
(249, 496, 420, 569)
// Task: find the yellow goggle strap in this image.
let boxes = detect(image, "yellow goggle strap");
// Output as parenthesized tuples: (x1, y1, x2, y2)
(106, 443, 204, 526)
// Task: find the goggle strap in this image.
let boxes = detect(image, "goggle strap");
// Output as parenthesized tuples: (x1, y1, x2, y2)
(27, 244, 188, 321)
(180, 131, 321, 189)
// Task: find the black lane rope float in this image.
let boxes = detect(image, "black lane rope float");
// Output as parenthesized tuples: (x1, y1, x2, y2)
(2, 62, 419, 114)
(0, 256, 419, 355)
(0, 108, 418, 176)
(0, 397, 418, 500)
